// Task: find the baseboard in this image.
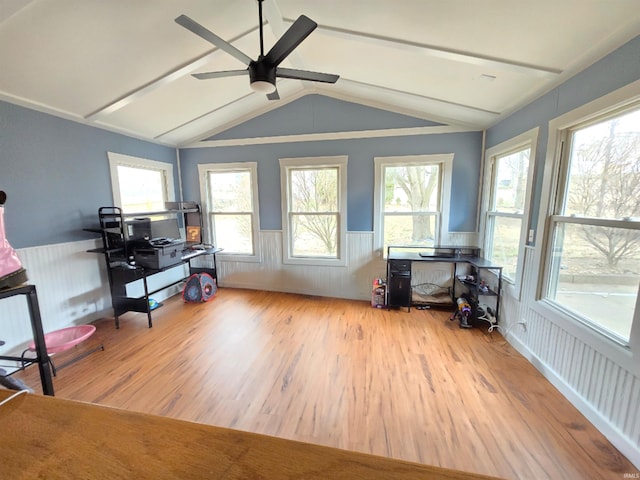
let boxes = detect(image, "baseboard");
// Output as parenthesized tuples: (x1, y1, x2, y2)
(506, 332, 640, 470)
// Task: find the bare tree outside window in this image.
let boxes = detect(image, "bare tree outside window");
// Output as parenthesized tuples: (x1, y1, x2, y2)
(567, 116, 640, 267)
(290, 167, 338, 257)
(383, 164, 440, 249)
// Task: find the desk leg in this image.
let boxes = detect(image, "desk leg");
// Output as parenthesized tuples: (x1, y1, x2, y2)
(25, 287, 54, 396)
(142, 275, 152, 328)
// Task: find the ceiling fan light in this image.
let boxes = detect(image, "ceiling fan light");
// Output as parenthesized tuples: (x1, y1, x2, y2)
(250, 80, 276, 94)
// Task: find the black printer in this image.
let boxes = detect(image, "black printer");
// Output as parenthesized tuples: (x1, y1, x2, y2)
(127, 218, 186, 270)
(134, 238, 186, 270)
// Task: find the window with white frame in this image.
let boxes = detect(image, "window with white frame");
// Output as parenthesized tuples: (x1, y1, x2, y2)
(543, 103, 640, 344)
(374, 154, 453, 255)
(198, 162, 259, 259)
(482, 128, 537, 289)
(108, 152, 175, 213)
(280, 156, 347, 266)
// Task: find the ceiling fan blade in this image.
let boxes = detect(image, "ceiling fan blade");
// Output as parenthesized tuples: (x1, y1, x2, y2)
(276, 68, 339, 84)
(192, 70, 248, 80)
(264, 15, 317, 67)
(266, 89, 280, 101)
(175, 14, 253, 66)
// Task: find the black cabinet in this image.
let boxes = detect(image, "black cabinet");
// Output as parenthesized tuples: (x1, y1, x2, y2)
(387, 259, 412, 310)
(86, 204, 221, 329)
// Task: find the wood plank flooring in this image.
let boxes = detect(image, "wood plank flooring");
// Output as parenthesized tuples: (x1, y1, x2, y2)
(12, 288, 637, 479)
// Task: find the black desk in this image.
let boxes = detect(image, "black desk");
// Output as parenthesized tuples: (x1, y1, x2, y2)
(108, 247, 222, 328)
(0, 284, 54, 395)
(386, 246, 502, 321)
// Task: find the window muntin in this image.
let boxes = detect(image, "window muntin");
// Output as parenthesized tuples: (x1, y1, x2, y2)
(485, 147, 530, 280)
(545, 106, 640, 343)
(201, 164, 259, 258)
(280, 157, 347, 266)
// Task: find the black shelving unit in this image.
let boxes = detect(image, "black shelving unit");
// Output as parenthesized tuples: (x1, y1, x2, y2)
(86, 204, 220, 329)
(385, 245, 502, 326)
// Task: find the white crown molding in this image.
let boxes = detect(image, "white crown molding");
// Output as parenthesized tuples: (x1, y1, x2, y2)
(183, 124, 477, 149)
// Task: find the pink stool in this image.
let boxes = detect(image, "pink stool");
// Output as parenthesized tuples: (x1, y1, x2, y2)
(22, 325, 103, 376)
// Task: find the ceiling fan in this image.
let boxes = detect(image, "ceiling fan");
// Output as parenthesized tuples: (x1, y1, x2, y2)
(175, 0, 339, 100)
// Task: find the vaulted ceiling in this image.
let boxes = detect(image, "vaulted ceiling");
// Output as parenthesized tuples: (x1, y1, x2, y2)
(1, 0, 639, 147)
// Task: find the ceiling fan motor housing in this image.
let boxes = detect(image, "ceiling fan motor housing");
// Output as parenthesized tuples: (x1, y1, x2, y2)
(249, 59, 276, 87)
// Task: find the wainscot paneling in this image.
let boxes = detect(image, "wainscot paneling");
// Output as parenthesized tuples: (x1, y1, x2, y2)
(217, 231, 384, 301)
(501, 246, 640, 469)
(1, 241, 214, 357)
(1, 239, 111, 356)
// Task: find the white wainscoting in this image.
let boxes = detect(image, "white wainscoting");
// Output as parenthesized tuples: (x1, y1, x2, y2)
(500, 247, 640, 468)
(1, 239, 185, 356)
(217, 231, 385, 300)
(215, 230, 479, 301)
(1, 239, 110, 355)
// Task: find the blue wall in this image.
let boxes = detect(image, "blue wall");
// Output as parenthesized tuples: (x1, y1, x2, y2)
(206, 94, 442, 140)
(181, 95, 482, 232)
(486, 35, 640, 233)
(5, 35, 637, 249)
(0, 101, 177, 248)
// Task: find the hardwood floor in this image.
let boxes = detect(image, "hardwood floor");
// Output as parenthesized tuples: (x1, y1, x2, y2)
(13, 288, 636, 479)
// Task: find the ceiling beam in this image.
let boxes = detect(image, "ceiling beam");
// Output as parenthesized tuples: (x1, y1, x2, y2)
(283, 18, 562, 78)
(84, 25, 259, 122)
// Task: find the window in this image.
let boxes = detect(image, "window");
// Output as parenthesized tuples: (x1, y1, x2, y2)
(108, 152, 175, 213)
(482, 128, 537, 291)
(374, 154, 453, 254)
(198, 162, 260, 260)
(543, 104, 640, 344)
(280, 156, 347, 266)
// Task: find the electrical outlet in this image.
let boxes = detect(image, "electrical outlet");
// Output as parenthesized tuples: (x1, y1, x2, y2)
(528, 229, 535, 243)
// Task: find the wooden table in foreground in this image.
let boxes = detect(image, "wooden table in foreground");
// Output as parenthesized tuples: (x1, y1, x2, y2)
(0, 391, 502, 480)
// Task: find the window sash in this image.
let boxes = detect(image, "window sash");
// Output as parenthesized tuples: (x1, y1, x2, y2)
(382, 212, 440, 249)
(485, 212, 524, 281)
(286, 167, 340, 257)
(380, 162, 443, 252)
(542, 103, 640, 344)
(208, 212, 254, 255)
(489, 148, 530, 214)
(108, 153, 175, 215)
(289, 212, 339, 258)
(198, 162, 260, 261)
(280, 156, 347, 266)
(545, 217, 639, 343)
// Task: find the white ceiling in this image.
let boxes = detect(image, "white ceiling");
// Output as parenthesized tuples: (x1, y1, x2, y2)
(1, 0, 639, 147)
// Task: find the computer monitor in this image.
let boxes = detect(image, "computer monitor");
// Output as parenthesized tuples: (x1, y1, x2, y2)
(150, 218, 182, 241)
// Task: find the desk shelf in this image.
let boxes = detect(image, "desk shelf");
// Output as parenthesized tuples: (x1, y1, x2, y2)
(86, 206, 221, 329)
(386, 245, 502, 329)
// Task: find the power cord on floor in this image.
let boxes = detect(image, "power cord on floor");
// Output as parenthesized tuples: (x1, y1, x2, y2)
(0, 389, 28, 408)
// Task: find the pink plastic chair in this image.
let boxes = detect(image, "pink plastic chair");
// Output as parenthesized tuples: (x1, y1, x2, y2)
(22, 325, 103, 376)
